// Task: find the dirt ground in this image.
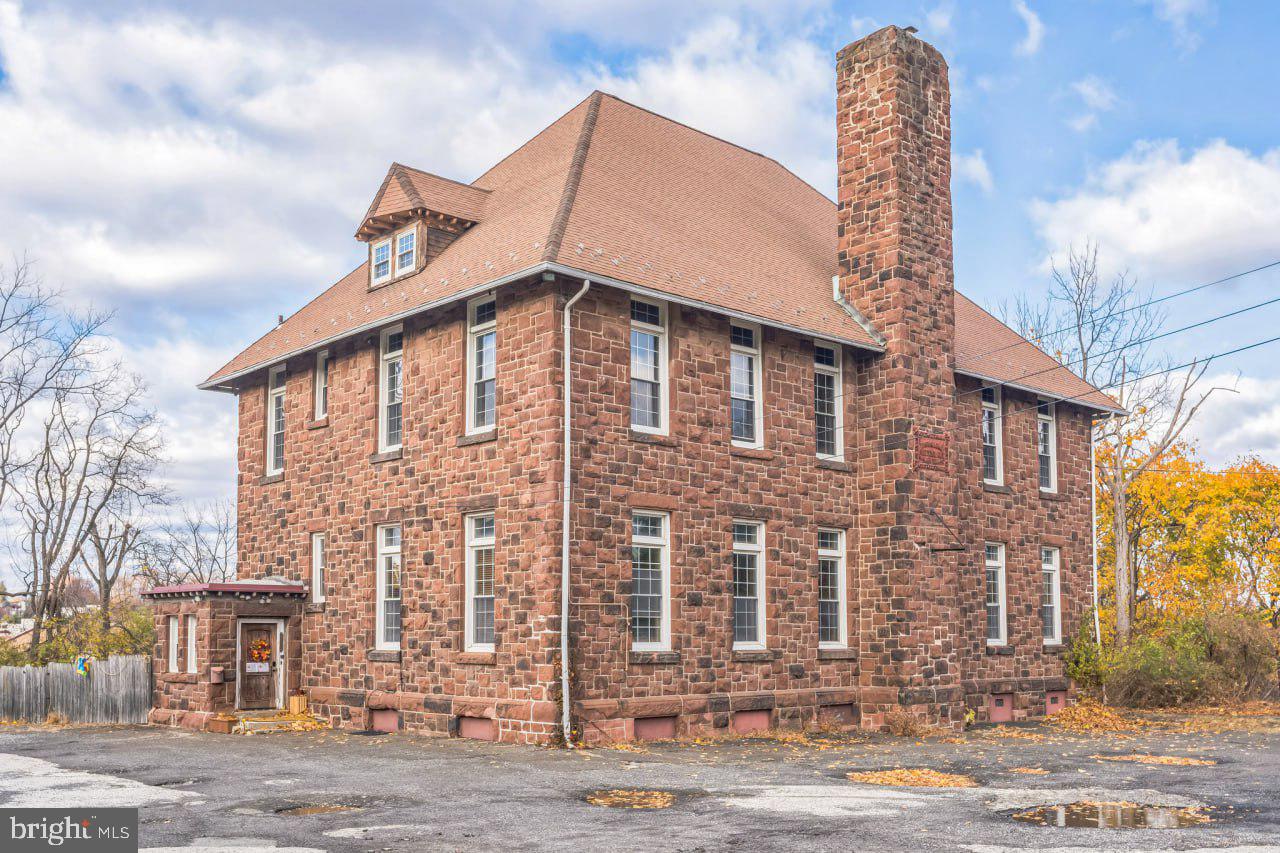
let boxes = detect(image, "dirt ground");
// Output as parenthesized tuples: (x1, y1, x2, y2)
(2, 704, 1279, 852)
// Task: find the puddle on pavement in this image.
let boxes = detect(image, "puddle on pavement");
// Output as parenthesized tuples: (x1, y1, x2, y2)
(275, 803, 363, 816)
(1012, 802, 1211, 829)
(584, 789, 676, 809)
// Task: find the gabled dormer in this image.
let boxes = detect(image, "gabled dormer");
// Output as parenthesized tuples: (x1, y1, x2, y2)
(356, 163, 489, 290)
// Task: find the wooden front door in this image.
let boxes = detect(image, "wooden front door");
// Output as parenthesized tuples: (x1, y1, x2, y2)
(239, 622, 277, 710)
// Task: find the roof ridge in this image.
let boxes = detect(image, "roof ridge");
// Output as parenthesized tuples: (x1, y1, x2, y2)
(593, 91, 837, 207)
(393, 162, 492, 194)
(392, 165, 426, 209)
(543, 91, 602, 263)
(471, 92, 599, 187)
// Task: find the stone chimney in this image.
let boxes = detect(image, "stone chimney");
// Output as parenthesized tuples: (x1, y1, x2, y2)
(836, 26, 963, 729)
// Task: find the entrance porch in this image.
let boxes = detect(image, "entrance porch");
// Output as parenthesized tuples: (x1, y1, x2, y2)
(141, 579, 305, 732)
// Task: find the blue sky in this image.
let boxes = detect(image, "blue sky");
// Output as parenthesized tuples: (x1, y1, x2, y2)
(0, 0, 1277, 509)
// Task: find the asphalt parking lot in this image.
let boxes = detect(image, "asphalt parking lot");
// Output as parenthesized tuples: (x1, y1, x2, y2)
(2, 709, 1279, 852)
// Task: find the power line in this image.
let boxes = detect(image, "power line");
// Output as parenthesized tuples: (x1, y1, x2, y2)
(954, 291, 1280, 404)
(962, 258, 1280, 365)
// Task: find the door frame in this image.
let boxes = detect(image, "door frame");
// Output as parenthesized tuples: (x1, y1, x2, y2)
(235, 617, 286, 711)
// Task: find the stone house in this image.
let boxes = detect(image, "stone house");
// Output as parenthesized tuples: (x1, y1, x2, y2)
(144, 26, 1120, 743)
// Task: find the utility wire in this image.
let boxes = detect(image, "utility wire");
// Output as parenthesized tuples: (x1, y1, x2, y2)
(953, 291, 1280, 404)
(962, 258, 1280, 365)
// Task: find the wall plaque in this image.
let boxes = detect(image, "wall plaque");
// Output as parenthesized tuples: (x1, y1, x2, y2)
(914, 431, 950, 471)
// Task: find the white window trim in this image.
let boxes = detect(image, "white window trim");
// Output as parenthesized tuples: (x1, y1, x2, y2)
(630, 511, 671, 652)
(732, 520, 767, 650)
(985, 542, 1007, 647)
(167, 615, 179, 673)
(185, 614, 197, 673)
(393, 226, 417, 278)
(1042, 546, 1063, 645)
(464, 513, 496, 653)
(814, 339, 844, 461)
(378, 326, 404, 453)
(375, 524, 402, 651)
(371, 237, 393, 286)
(465, 295, 498, 435)
(981, 385, 1003, 485)
(1038, 400, 1058, 493)
(311, 532, 326, 604)
(730, 322, 764, 449)
(817, 529, 848, 649)
(265, 365, 286, 476)
(314, 350, 329, 420)
(629, 298, 669, 436)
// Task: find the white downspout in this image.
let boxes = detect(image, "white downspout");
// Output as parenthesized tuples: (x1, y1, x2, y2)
(561, 278, 591, 746)
(1090, 417, 1102, 645)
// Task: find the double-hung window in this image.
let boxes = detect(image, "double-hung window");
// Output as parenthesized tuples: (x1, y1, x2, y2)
(1041, 546, 1062, 644)
(465, 514, 496, 652)
(730, 324, 762, 447)
(732, 521, 766, 649)
(629, 512, 670, 651)
(185, 614, 197, 673)
(311, 533, 326, 604)
(467, 297, 497, 434)
(817, 529, 847, 648)
(394, 228, 417, 277)
(984, 543, 1007, 646)
(379, 327, 404, 452)
(1037, 401, 1057, 491)
(371, 238, 392, 285)
(375, 524, 402, 650)
(167, 616, 179, 672)
(814, 342, 843, 459)
(314, 351, 329, 420)
(981, 386, 1002, 484)
(266, 365, 286, 475)
(629, 299, 667, 433)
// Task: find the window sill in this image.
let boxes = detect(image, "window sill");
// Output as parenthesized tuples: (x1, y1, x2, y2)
(629, 650, 679, 665)
(985, 644, 1014, 656)
(731, 648, 777, 663)
(306, 418, 329, 430)
(369, 448, 403, 464)
(817, 458, 851, 472)
(367, 649, 402, 663)
(817, 647, 856, 661)
(304, 602, 326, 614)
(457, 430, 497, 447)
(457, 651, 497, 666)
(729, 446, 773, 461)
(1039, 489, 1065, 502)
(1043, 642, 1066, 654)
(259, 473, 284, 485)
(630, 430, 677, 447)
(982, 481, 1011, 494)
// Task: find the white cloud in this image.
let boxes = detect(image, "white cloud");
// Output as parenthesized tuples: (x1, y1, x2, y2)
(1031, 139, 1280, 283)
(1141, 0, 1214, 50)
(1067, 75, 1118, 133)
(1186, 374, 1280, 467)
(954, 150, 994, 194)
(924, 3, 955, 38)
(1012, 0, 1044, 56)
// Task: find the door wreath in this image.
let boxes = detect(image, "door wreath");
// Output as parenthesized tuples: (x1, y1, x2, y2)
(248, 637, 272, 663)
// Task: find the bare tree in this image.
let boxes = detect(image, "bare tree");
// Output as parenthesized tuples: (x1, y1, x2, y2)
(0, 256, 110, 510)
(80, 493, 162, 635)
(1009, 241, 1227, 644)
(13, 372, 163, 657)
(138, 500, 236, 587)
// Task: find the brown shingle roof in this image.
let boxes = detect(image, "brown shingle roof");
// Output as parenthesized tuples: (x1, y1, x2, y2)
(358, 163, 490, 237)
(204, 92, 1118, 412)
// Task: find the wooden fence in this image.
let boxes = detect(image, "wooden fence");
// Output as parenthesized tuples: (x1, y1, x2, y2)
(0, 655, 151, 724)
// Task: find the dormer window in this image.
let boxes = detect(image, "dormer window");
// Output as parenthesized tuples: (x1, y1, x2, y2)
(372, 239, 392, 285)
(394, 229, 417, 276)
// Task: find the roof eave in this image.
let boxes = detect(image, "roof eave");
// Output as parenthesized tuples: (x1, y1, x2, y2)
(199, 261, 887, 392)
(954, 367, 1127, 416)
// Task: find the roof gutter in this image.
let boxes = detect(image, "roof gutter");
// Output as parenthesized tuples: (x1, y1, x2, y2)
(200, 262, 887, 392)
(560, 278, 591, 747)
